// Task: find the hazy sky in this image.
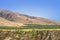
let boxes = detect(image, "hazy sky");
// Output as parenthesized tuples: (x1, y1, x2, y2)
(0, 0, 60, 21)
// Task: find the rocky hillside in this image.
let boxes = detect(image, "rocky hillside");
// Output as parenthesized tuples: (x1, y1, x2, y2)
(0, 17, 23, 26)
(0, 30, 60, 40)
(0, 9, 59, 25)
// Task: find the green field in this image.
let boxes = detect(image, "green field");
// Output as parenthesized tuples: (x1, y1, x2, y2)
(0, 24, 60, 30)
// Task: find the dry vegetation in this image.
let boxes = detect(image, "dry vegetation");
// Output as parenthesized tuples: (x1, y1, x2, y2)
(0, 30, 60, 40)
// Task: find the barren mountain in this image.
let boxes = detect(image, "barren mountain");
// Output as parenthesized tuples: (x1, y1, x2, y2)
(0, 9, 59, 25)
(0, 17, 23, 27)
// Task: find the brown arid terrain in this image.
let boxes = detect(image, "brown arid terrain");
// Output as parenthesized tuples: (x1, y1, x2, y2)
(0, 9, 60, 26)
(0, 17, 23, 27)
(0, 30, 60, 40)
(0, 9, 60, 40)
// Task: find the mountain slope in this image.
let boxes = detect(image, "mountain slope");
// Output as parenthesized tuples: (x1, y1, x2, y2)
(0, 17, 23, 27)
(0, 9, 59, 25)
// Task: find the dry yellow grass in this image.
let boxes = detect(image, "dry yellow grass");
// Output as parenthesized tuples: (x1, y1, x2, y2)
(0, 17, 23, 27)
(0, 29, 60, 31)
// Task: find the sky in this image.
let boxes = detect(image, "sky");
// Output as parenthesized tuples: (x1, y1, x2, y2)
(0, 0, 60, 21)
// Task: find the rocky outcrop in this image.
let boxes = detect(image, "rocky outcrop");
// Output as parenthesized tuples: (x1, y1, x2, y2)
(0, 30, 60, 40)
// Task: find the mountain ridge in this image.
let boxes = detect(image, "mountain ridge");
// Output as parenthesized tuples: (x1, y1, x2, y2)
(0, 17, 23, 26)
(0, 9, 60, 26)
